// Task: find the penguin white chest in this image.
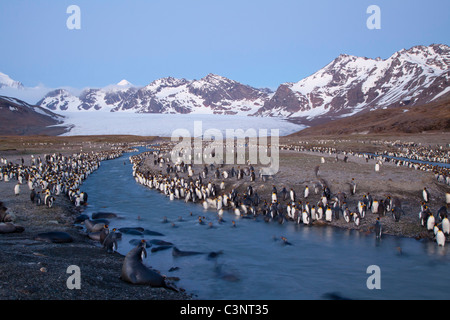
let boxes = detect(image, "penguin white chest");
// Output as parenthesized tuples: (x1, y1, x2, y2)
(302, 211, 309, 225)
(427, 215, 435, 230)
(436, 231, 445, 247)
(423, 190, 428, 202)
(272, 193, 277, 203)
(442, 218, 449, 235)
(325, 209, 332, 222)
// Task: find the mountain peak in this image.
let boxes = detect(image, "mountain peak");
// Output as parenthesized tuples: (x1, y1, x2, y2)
(257, 43, 450, 121)
(117, 79, 133, 86)
(0, 72, 24, 90)
(203, 73, 226, 80)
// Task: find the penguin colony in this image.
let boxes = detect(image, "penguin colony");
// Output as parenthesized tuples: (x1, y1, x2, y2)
(130, 141, 449, 247)
(280, 139, 450, 185)
(0, 150, 124, 222)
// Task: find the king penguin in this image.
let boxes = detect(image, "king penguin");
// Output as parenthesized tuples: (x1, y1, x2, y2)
(344, 208, 351, 223)
(375, 217, 382, 239)
(350, 178, 356, 195)
(436, 229, 445, 247)
(353, 212, 360, 226)
(442, 216, 449, 235)
(325, 206, 333, 222)
(271, 192, 277, 204)
(375, 162, 380, 172)
(426, 213, 435, 231)
(290, 188, 296, 202)
(422, 187, 430, 203)
(14, 183, 20, 196)
(302, 210, 310, 225)
(392, 207, 402, 222)
(371, 200, 379, 214)
(304, 186, 309, 199)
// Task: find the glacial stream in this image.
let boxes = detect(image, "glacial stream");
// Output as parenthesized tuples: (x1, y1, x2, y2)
(79, 148, 450, 300)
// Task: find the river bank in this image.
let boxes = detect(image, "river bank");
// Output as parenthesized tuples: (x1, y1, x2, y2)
(133, 141, 449, 242)
(1, 133, 449, 300)
(0, 139, 192, 300)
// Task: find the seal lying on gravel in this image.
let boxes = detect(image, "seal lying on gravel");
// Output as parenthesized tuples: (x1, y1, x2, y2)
(0, 202, 15, 223)
(0, 222, 24, 234)
(34, 231, 73, 243)
(120, 240, 178, 291)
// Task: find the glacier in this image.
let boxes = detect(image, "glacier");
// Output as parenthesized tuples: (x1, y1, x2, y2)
(55, 112, 306, 137)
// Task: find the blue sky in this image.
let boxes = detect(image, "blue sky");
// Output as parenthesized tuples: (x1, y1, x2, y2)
(0, 0, 449, 91)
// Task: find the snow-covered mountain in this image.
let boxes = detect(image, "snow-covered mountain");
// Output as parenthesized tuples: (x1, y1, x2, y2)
(31, 43, 450, 123)
(38, 74, 271, 115)
(37, 83, 139, 112)
(256, 44, 450, 122)
(0, 72, 24, 89)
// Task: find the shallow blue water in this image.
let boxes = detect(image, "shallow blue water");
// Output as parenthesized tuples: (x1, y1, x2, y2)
(80, 149, 450, 300)
(365, 152, 450, 169)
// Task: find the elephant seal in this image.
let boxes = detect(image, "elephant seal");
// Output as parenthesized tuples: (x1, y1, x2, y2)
(92, 212, 118, 219)
(34, 231, 73, 243)
(172, 246, 205, 257)
(74, 214, 89, 224)
(88, 231, 101, 241)
(84, 219, 105, 233)
(120, 240, 178, 291)
(88, 225, 110, 243)
(0, 222, 24, 234)
(119, 227, 144, 236)
(148, 239, 173, 246)
(143, 229, 164, 236)
(151, 245, 173, 253)
(119, 227, 144, 233)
